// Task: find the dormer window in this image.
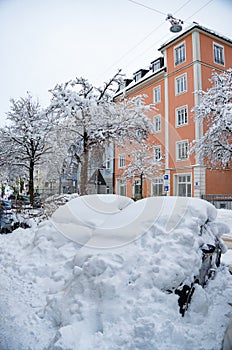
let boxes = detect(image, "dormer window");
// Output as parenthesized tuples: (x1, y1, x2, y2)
(134, 71, 142, 82)
(119, 79, 132, 90)
(150, 57, 164, 72)
(133, 69, 149, 82)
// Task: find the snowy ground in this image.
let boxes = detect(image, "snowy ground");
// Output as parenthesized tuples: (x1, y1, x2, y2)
(217, 209, 232, 236)
(0, 195, 231, 350)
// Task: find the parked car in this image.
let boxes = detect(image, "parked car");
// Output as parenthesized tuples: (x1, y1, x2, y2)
(1, 199, 12, 211)
(0, 211, 15, 233)
(8, 194, 30, 209)
(33, 193, 42, 208)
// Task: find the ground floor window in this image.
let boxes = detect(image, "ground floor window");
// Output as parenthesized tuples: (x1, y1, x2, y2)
(151, 177, 163, 196)
(116, 179, 126, 196)
(133, 178, 141, 198)
(175, 173, 191, 197)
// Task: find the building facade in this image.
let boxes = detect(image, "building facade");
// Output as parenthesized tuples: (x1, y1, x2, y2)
(114, 24, 232, 201)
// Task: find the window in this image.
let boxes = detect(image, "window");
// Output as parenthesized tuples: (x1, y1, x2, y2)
(117, 179, 126, 196)
(176, 140, 188, 160)
(152, 60, 161, 71)
(154, 115, 161, 133)
(176, 106, 188, 127)
(118, 154, 125, 168)
(175, 74, 187, 95)
(154, 146, 161, 160)
(213, 43, 224, 65)
(152, 178, 163, 196)
(175, 174, 191, 197)
(174, 42, 186, 65)
(105, 158, 111, 169)
(133, 179, 141, 197)
(134, 71, 142, 82)
(153, 86, 161, 103)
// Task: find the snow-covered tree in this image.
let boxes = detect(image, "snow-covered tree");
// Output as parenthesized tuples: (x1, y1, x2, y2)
(191, 69, 232, 168)
(49, 71, 154, 195)
(41, 122, 76, 195)
(0, 93, 56, 204)
(122, 141, 163, 198)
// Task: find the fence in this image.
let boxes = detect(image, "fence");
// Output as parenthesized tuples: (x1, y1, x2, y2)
(201, 194, 232, 210)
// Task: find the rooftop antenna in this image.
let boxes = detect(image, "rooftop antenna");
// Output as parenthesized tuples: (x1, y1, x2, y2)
(166, 14, 183, 33)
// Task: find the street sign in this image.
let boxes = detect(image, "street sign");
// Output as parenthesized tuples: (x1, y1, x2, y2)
(164, 185, 169, 192)
(164, 174, 169, 180)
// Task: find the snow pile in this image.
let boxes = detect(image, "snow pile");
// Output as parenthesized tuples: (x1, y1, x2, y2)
(42, 193, 80, 218)
(218, 209, 232, 237)
(0, 195, 231, 350)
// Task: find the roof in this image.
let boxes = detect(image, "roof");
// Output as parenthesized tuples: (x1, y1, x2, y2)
(114, 67, 166, 98)
(159, 23, 232, 51)
(114, 23, 232, 98)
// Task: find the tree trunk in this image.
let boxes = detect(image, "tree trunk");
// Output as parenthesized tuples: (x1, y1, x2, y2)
(140, 173, 143, 199)
(58, 175, 62, 195)
(80, 133, 89, 196)
(29, 160, 34, 206)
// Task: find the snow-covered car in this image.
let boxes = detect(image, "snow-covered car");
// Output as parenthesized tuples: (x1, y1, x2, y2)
(50, 195, 228, 317)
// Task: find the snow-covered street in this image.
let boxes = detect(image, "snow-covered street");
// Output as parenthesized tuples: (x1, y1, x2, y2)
(0, 195, 231, 350)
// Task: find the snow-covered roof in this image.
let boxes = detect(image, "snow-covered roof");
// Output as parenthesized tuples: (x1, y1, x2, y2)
(159, 23, 232, 51)
(115, 23, 232, 99)
(115, 65, 165, 98)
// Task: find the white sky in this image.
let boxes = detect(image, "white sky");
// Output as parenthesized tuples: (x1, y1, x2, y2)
(0, 0, 231, 125)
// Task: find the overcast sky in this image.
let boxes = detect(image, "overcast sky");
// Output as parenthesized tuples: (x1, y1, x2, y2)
(0, 0, 231, 125)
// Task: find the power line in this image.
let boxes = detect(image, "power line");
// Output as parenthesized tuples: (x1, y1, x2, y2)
(173, 0, 192, 14)
(98, 3, 187, 77)
(127, 0, 167, 16)
(98, 0, 215, 80)
(99, 0, 193, 77)
(184, 0, 214, 21)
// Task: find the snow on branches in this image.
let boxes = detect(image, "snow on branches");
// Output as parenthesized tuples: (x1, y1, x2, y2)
(49, 71, 155, 195)
(191, 69, 232, 168)
(0, 93, 57, 203)
(122, 141, 163, 180)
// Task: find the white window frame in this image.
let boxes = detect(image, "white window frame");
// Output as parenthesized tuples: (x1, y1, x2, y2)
(116, 179, 126, 196)
(175, 73, 187, 95)
(213, 42, 225, 66)
(118, 154, 125, 168)
(154, 146, 161, 161)
(174, 41, 186, 66)
(153, 86, 161, 104)
(176, 140, 189, 161)
(176, 105, 188, 127)
(174, 173, 192, 197)
(151, 177, 163, 196)
(154, 115, 161, 133)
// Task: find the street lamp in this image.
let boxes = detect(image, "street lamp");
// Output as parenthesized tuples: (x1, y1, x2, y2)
(166, 14, 183, 33)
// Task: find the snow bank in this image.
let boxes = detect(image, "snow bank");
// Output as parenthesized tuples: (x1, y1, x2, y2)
(217, 209, 232, 237)
(0, 195, 231, 350)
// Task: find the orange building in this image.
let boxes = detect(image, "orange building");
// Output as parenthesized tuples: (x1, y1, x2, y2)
(114, 24, 232, 205)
